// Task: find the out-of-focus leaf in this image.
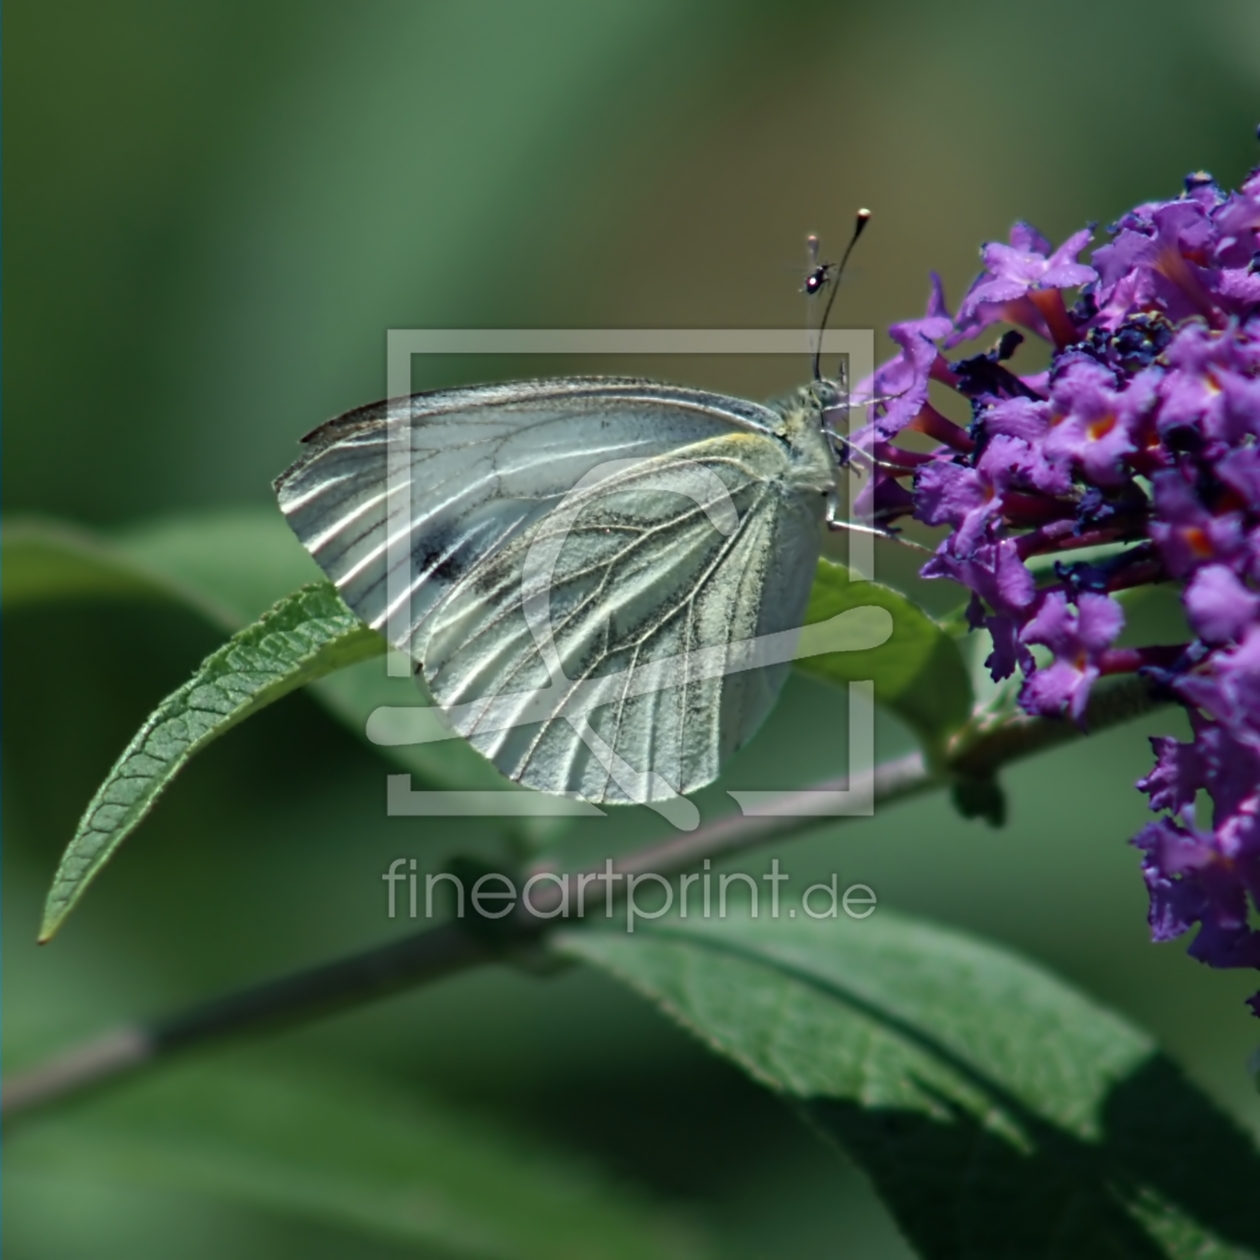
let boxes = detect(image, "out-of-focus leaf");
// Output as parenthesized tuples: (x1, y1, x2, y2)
(6, 1062, 708, 1260)
(558, 906, 1260, 1260)
(1, 516, 241, 627)
(2, 509, 320, 628)
(39, 585, 384, 941)
(115, 508, 324, 625)
(798, 559, 973, 753)
(1114, 582, 1192, 648)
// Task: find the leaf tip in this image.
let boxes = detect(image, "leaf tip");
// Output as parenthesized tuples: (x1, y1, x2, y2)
(37, 899, 67, 944)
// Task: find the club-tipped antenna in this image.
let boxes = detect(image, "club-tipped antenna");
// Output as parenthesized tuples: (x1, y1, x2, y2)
(811, 208, 871, 381)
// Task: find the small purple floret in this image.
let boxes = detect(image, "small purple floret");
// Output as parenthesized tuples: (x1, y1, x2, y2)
(953, 224, 1096, 345)
(1018, 591, 1125, 721)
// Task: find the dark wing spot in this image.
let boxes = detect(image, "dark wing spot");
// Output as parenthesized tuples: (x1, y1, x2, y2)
(413, 531, 466, 583)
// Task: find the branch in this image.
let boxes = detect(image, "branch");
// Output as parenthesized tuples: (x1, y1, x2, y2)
(2, 674, 1167, 1123)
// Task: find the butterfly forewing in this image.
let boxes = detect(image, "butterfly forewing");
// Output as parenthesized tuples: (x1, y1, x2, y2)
(276, 379, 787, 661)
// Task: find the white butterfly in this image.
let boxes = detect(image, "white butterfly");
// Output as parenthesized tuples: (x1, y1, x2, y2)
(275, 374, 885, 820)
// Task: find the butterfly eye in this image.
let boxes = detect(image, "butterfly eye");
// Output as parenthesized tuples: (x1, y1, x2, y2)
(811, 379, 842, 410)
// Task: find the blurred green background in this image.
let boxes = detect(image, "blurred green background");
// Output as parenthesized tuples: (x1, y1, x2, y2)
(5, 2, 1260, 1256)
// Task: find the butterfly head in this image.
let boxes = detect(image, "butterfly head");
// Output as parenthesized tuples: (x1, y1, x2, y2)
(805, 377, 843, 411)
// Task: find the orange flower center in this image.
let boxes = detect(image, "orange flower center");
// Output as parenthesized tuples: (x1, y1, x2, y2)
(1088, 413, 1117, 440)
(1185, 526, 1213, 557)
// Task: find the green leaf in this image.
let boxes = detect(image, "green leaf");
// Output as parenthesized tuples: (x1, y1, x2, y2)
(3, 508, 327, 627)
(39, 584, 385, 941)
(557, 907, 1260, 1260)
(797, 559, 973, 752)
(1, 516, 243, 628)
(114, 507, 326, 625)
(7, 1063, 707, 1260)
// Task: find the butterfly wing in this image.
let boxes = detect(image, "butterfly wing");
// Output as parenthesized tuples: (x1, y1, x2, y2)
(275, 378, 789, 660)
(275, 377, 829, 803)
(422, 434, 825, 802)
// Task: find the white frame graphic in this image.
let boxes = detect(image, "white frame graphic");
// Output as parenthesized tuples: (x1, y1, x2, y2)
(375, 328, 878, 826)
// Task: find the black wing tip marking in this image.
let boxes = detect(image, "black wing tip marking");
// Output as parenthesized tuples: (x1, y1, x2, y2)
(298, 398, 395, 445)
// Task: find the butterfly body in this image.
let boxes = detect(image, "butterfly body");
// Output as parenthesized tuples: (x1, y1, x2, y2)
(276, 376, 839, 805)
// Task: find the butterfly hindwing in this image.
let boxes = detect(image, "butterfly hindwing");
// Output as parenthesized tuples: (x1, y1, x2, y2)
(420, 434, 823, 801)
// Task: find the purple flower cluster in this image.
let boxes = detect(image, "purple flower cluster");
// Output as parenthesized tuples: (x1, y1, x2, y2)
(854, 167, 1260, 1016)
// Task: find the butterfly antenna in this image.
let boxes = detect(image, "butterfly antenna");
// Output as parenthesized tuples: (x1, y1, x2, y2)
(811, 208, 871, 381)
